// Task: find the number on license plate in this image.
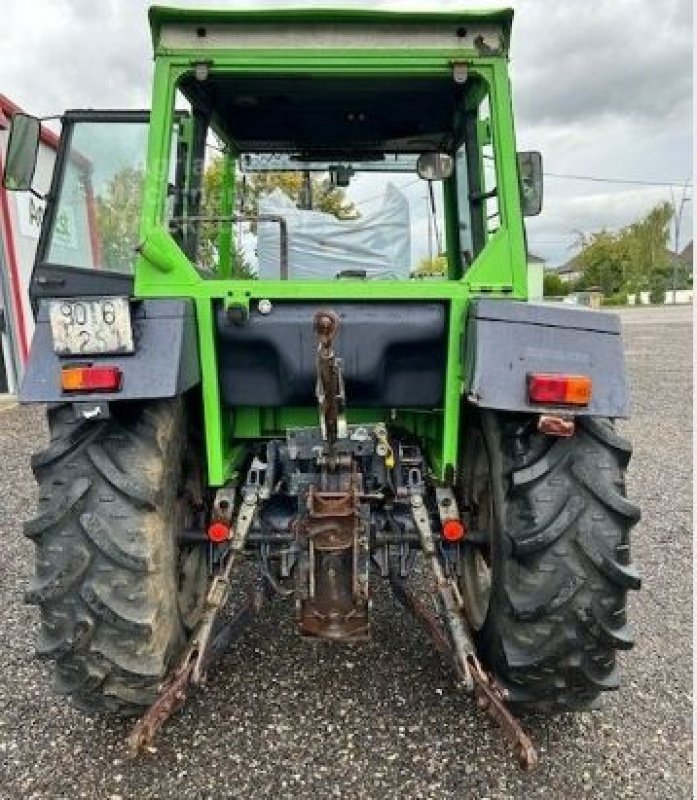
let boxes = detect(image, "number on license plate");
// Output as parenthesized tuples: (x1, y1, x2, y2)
(49, 298, 134, 356)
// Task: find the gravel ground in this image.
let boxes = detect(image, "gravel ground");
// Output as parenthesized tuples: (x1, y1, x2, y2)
(0, 305, 692, 799)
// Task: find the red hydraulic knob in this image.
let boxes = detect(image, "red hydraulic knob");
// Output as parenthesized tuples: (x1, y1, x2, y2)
(442, 519, 467, 543)
(207, 521, 231, 543)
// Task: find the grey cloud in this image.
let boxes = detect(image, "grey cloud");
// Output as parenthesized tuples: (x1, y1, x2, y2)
(1, 0, 692, 267)
(511, 0, 692, 128)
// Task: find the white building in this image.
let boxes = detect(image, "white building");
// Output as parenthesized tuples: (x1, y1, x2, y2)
(0, 95, 59, 394)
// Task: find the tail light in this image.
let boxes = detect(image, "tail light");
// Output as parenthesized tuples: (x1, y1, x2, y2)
(527, 373, 592, 406)
(61, 365, 122, 393)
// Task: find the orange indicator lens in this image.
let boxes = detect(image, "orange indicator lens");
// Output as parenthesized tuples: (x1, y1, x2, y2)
(61, 365, 122, 393)
(527, 373, 592, 406)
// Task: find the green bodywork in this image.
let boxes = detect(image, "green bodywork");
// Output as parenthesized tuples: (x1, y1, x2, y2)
(136, 6, 528, 487)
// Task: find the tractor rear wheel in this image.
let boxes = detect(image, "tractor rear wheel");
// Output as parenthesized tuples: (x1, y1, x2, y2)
(24, 399, 208, 714)
(458, 411, 641, 713)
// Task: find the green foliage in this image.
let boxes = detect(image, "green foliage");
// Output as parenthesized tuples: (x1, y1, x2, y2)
(625, 202, 673, 293)
(199, 158, 253, 276)
(648, 270, 667, 304)
(601, 291, 628, 307)
(573, 230, 627, 296)
(573, 202, 674, 298)
(199, 159, 359, 274)
(240, 171, 359, 220)
(95, 167, 144, 273)
(542, 272, 570, 297)
(413, 255, 448, 276)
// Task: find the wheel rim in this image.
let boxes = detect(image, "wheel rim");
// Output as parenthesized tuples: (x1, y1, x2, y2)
(460, 432, 493, 631)
(175, 497, 209, 631)
(177, 545, 208, 630)
(460, 548, 492, 631)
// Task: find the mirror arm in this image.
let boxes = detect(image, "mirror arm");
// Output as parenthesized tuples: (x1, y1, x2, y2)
(469, 186, 498, 203)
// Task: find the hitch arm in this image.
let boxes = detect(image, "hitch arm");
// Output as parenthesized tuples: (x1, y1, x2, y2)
(126, 492, 260, 755)
(396, 492, 539, 771)
(390, 576, 538, 771)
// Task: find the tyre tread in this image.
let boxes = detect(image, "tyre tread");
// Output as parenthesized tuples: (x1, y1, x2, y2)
(25, 399, 188, 714)
(472, 414, 640, 713)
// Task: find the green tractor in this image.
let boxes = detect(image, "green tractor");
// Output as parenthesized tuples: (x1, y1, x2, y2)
(3, 6, 640, 767)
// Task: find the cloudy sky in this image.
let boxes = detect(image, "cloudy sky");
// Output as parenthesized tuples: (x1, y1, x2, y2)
(2, 0, 693, 265)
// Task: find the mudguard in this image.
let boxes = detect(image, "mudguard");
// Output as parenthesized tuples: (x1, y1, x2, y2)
(20, 299, 200, 403)
(464, 298, 630, 418)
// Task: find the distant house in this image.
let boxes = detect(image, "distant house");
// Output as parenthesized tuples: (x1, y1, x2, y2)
(527, 252, 546, 266)
(1, 95, 60, 395)
(526, 251, 545, 300)
(657, 240, 694, 303)
(554, 255, 581, 284)
(662, 240, 694, 287)
(677, 241, 693, 279)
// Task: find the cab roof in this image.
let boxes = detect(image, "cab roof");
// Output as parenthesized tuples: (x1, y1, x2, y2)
(148, 6, 514, 55)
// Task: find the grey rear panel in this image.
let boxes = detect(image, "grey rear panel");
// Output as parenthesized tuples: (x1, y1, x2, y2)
(216, 301, 447, 407)
(465, 299, 630, 418)
(21, 299, 200, 403)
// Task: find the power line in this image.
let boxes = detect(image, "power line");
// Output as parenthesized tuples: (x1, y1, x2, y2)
(483, 154, 691, 188)
(352, 172, 691, 207)
(544, 172, 692, 188)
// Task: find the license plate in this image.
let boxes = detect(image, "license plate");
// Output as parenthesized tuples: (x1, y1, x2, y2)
(49, 297, 134, 356)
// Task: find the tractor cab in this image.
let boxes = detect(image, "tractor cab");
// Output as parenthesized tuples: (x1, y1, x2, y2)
(4, 8, 542, 300)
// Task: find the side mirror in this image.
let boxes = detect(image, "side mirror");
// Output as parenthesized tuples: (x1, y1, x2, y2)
(517, 151, 543, 216)
(417, 152, 454, 182)
(2, 113, 41, 191)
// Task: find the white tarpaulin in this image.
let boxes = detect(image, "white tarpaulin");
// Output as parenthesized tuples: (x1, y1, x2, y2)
(257, 184, 411, 280)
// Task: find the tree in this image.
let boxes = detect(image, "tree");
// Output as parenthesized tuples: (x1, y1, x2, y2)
(573, 202, 675, 299)
(238, 171, 359, 220)
(199, 158, 254, 277)
(94, 167, 144, 273)
(413, 255, 447, 276)
(91, 162, 253, 276)
(543, 272, 570, 297)
(199, 159, 359, 275)
(93, 159, 358, 278)
(573, 230, 627, 295)
(625, 202, 672, 294)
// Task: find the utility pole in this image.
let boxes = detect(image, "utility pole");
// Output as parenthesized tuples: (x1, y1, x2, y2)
(425, 195, 434, 262)
(670, 179, 692, 303)
(300, 170, 313, 210)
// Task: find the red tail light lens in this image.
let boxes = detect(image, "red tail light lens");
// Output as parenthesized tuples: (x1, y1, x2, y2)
(527, 373, 592, 406)
(61, 365, 122, 393)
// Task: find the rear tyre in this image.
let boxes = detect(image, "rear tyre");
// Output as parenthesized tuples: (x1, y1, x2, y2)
(458, 412, 641, 713)
(24, 399, 208, 714)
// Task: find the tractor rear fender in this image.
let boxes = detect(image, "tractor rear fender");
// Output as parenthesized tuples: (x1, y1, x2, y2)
(20, 299, 200, 403)
(464, 298, 630, 418)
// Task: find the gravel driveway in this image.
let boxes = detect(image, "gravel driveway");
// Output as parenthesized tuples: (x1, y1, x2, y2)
(0, 305, 692, 799)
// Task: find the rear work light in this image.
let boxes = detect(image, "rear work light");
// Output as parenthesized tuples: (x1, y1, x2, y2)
(527, 373, 592, 406)
(61, 365, 123, 393)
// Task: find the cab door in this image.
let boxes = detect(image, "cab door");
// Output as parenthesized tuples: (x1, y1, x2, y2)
(30, 110, 151, 305)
